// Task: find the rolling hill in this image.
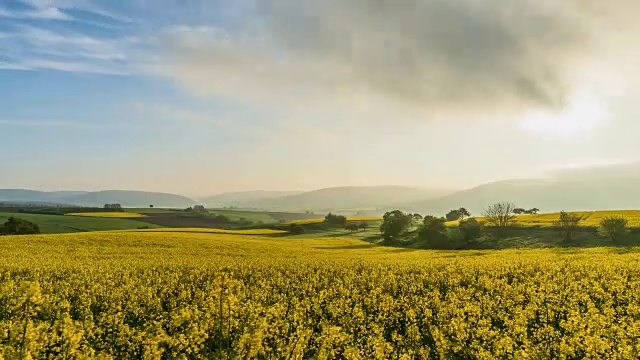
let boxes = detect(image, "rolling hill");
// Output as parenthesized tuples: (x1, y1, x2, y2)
(199, 190, 300, 207)
(65, 190, 195, 208)
(0, 189, 196, 208)
(240, 186, 454, 212)
(403, 177, 640, 216)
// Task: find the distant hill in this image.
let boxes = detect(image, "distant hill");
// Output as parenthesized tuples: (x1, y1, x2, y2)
(65, 191, 196, 208)
(241, 186, 454, 212)
(0, 189, 88, 204)
(0, 189, 195, 208)
(403, 177, 640, 216)
(200, 190, 300, 207)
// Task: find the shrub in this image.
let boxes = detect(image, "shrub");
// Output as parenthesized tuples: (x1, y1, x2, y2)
(598, 216, 629, 243)
(552, 211, 582, 242)
(345, 223, 359, 232)
(419, 216, 448, 248)
(324, 213, 347, 227)
(459, 218, 483, 244)
(288, 223, 305, 235)
(2, 216, 40, 235)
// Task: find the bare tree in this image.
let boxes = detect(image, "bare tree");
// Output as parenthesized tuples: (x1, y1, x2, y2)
(482, 202, 516, 227)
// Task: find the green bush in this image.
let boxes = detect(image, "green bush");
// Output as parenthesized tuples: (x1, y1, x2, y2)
(2, 216, 41, 235)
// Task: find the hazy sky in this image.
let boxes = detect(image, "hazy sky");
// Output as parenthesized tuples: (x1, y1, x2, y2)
(2, 0, 640, 196)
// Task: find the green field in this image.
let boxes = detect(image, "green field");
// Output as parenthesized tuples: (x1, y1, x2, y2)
(1, 230, 640, 358)
(0, 212, 160, 233)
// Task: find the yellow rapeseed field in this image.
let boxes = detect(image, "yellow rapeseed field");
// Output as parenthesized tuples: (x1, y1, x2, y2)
(446, 210, 640, 228)
(1, 231, 640, 358)
(66, 212, 146, 218)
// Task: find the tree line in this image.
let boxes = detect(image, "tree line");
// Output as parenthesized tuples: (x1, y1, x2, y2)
(378, 202, 632, 248)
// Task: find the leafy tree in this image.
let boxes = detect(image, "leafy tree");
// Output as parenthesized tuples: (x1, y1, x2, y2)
(527, 208, 540, 214)
(483, 202, 516, 227)
(149, 205, 154, 208)
(211, 214, 231, 224)
(419, 216, 447, 245)
(324, 213, 347, 227)
(2, 216, 40, 235)
(552, 211, 582, 242)
(379, 210, 412, 242)
(598, 216, 629, 242)
(185, 206, 193, 212)
(357, 221, 369, 231)
(445, 210, 462, 221)
(345, 223, 359, 232)
(412, 214, 423, 221)
(513, 208, 526, 215)
(458, 208, 471, 221)
(459, 218, 483, 244)
(288, 223, 305, 235)
(193, 205, 207, 214)
(103, 204, 122, 210)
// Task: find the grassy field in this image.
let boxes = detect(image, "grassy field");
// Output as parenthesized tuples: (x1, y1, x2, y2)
(446, 210, 640, 228)
(285, 216, 383, 225)
(0, 212, 160, 233)
(1, 230, 640, 358)
(67, 212, 146, 218)
(132, 227, 288, 235)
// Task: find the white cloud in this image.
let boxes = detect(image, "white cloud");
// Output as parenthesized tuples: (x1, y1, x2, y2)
(0, 6, 72, 20)
(0, 25, 141, 75)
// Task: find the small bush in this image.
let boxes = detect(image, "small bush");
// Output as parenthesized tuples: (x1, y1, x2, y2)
(459, 218, 483, 244)
(2, 216, 40, 235)
(598, 216, 629, 243)
(288, 223, 305, 235)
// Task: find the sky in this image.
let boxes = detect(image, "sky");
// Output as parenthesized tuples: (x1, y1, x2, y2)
(1, 0, 640, 196)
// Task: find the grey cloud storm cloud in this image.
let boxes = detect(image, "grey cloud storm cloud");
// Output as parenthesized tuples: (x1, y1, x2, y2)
(160, 0, 638, 115)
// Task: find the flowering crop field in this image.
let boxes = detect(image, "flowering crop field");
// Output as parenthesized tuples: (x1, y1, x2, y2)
(1, 231, 640, 358)
(66, 212, 146, 218)
(447, 210, 640, 228)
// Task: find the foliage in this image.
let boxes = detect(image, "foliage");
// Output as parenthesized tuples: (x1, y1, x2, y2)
(458, 207, 471, 220)
(418, 216, 448, 247)
(288, 223, 305, 235)
(445, 209, 462, 221)
(286, 217, 382, 225)
(552, 211, 582, 242)
(324, 213, 347, 227)
(103, 203, 123, 210)
(1, 232, 640, 358)
(379, 210, 412, 241)
(483, 202, 516, 227)
(357, 221, 369, 231)
(459, 218, 483, 244)
(193, 205, 207, 214)
(598, 216, 629, 242)
(2, 216, 40, 235)
(345, 223, 359, 232)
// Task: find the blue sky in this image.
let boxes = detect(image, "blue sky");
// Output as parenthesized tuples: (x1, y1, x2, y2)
(2, 0, 639, 196)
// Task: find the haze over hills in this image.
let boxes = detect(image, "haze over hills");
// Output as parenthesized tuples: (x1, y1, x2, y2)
(199, 190, 301, 208)
(234, 186, 455, 212)
(4, 162, 640, 214)
(403, 176, 640, 216)
(0, 189, 196, 208)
